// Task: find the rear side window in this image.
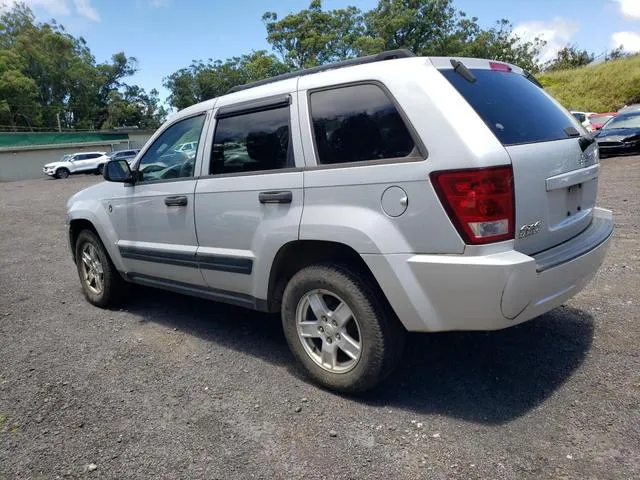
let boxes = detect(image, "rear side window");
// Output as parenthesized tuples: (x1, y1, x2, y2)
(440, 69, 575, 146)
(309, 84, 416, 164)
(210, 106, 292, 175)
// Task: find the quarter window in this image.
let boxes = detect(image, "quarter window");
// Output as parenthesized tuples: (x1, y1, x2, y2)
(137, 114, 205, 181)
(210, 106, 292, 175)
(309, 84, 416, 164)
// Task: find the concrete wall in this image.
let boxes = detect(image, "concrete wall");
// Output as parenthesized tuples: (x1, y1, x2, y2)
(128, 132, 154, 149)
(0, 141, 130, 182)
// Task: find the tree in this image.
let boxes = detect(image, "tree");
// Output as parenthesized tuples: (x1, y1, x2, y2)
(0, 49, 38, 129)
(102, 86, 167, 130)
(164, 51, 289, 110)
(605, 45, 625, 62)
(544, 45, 594, 71)
(165, 0, 551, 110)
(262, 0, 545, 72)
(263, 0, 364, 68)
(0, 2, 164, 131)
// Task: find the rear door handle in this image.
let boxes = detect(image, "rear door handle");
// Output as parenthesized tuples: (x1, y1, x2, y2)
(164, 195, 188, 207)
(259, 191, 293, 204)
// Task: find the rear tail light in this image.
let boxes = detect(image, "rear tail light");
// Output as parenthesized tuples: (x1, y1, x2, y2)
(489, 62, 512, 72)
(430, 166, 515, 245)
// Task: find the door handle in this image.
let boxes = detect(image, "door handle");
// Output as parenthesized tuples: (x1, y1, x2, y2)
(164, 195, 188, 207)
(259, 191, 293, 204)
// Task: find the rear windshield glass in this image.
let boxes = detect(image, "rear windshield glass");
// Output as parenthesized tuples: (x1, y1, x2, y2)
(440, 68, 575, 146)
(590, 114, 614, 124)
(601, 113, 640, 130)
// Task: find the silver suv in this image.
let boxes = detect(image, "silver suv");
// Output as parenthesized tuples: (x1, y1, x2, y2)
(67, 51, 613, 393)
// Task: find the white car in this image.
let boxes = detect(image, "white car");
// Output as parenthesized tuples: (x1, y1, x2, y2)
(94, 149, 141, 169)
(43, 151, 106, 179)
(67, 52, 612, 393)
(570, 110, 597, 131)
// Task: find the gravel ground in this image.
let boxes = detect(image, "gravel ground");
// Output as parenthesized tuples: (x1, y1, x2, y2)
(0, 158, 638, 480)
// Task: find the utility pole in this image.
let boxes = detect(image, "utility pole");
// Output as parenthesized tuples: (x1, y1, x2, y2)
(56, 112, 62, 132)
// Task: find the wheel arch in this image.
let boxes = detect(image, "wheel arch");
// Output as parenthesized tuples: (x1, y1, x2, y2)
(266, 240, 390, 314)
(69, 218, 100, 263)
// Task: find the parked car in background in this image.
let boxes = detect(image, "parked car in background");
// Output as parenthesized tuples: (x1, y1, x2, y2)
(570, 110, 596, 130)
(618, 104, 640, 113)
(594, 111, 640, 158)
(43, 151, 106, 179)
(588, 112, 617, 131)
(94, 149, 140, 174)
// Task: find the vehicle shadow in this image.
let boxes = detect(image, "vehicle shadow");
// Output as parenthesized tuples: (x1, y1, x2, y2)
(125, 288, 593, 425)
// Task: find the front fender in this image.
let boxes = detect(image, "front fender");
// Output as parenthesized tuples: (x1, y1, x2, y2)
(67, 199, 125, 272)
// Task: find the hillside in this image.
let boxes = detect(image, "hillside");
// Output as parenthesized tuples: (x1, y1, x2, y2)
(539, 54, 640, 112)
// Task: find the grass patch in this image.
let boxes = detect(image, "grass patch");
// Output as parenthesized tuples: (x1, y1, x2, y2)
(539, 54, 640, 112)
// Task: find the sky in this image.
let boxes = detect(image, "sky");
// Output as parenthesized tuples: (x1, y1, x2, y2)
(3, 0, 640, 107)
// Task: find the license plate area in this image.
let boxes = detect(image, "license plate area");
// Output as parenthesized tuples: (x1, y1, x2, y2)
(565, 184, 584, 217)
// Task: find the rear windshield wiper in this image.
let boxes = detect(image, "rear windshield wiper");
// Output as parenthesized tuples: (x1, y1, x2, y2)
(450, 59, 476, 83)
(524, 70, 543, 88)
(564, 126, 581, 138)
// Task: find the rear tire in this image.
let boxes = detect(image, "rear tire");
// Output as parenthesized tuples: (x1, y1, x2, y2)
(281, 263, 405, 394)
(56, 168, 69, 179)
(95, 164, 104, 175)
(75, 230, 125, 308)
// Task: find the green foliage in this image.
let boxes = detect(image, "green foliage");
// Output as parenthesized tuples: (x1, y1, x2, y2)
(0, 2, 165, 131)
(544, 45, 594, 72)
(164, 51, 289, 110)
(264, 0, 545, 72)
(263, 0, 364, 68)
(165, 0, 547, 110)
(539, 54, 640, 112)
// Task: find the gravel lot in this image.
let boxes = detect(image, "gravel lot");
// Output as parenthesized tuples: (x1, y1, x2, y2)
(1, 157, 638, 480)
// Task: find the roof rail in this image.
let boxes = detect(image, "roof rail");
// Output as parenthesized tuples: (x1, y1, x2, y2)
(227, 49, 416, 94)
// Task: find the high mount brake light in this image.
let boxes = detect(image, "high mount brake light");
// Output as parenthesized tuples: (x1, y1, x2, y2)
(431, 166, 515, 245)
(489, 62, 512, 72)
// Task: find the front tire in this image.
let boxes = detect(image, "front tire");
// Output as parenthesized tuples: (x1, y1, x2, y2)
(281, 264, 405, 394)
(56, 168, 70, 179)
(75, 230, 125, 308)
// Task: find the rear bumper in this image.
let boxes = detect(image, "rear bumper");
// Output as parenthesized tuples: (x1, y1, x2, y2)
(364, 207, 613, 332)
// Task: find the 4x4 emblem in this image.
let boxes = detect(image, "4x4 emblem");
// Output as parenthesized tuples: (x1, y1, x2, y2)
(518, 221, 541, 239)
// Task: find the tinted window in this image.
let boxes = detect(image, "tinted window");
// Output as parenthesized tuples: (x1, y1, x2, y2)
(87, 154, 101, 159)
(210, 106, 292, 175)
(74, 154, 86, 160)
(441, 69, 575, 146)
(137, 114, 205, 181)
(309, 84, 415, 164)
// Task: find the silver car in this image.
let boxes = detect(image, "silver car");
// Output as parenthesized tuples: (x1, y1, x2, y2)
(67, 51, 613, 393)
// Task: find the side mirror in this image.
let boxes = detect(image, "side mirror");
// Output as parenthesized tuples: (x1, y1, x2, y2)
(104, 159, 134, 183)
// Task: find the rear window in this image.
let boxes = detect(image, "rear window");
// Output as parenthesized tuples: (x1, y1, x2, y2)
(440, 69, 575, 146)
(590, 114, 615, 124)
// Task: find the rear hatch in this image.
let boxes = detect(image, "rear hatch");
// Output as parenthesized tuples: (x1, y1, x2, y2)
(436, 58, 599, 255)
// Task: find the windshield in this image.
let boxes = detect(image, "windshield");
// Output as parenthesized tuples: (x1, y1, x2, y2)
(106, 151, 119, 157)
(601, 113, 640, 130)
(59, 154, 72, 161)
(590, 114, 615, 125)
(440, 68, 575, 145)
